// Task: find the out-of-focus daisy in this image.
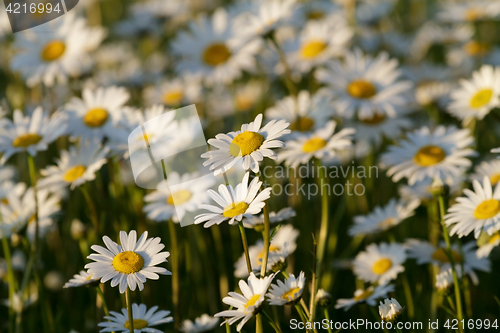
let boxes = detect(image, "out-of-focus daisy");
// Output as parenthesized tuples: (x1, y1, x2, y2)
(242, 207, 296, 230)
(353, 0, 397, 24)
(267, 271, 305, 305)
(353, 242, 406, 285)
(85, 230, 171, 294)
(446, 41, 500, 74)
(143, 172, 215, 223)
(143, 77, 201, 107)
(172, 8, 261, 85)
(471, 159, 500, 186)
(214, 272, 276, 332)
(378, 298, 403, 322)
(445, 177, 500, 238)
(0, 107, 66, 164)
(405, 239, 490, 285)
(37, 142, 108, 192)
(2, 287, 38, 314)
(315, 48, 412, 119)
(0, 183, 34, 238)
(476, 233, 500, 258)
(180, 314, 220, 333)
(195, 172, 271, 227)
(291, 0, 340, 26)
(64, 86, 129, 141)
(63, 270, 99, 288)
(438, 0, 500, 23)
(381, 126, 475, 186)
(335, 284, 394, 311)
(201, 113, 290, 175)
(349, 198, 420, 236)
(277, 121, 355, 168)
(316, 288, 332, 307)
(398, 175, 466, 202)
(448, 65, 500, 125)
(98, 303, 173, 333)
(403, 64, 453, 107)
(26, 190, 60, 241)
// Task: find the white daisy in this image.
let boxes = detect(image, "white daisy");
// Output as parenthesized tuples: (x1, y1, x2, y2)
(381, 125, 476, 186)
(242, 207, 296, 230)
(98, 303, 173, 333)
(0, 107, 66, 164)
(349, 198, 420, 236)
(266, 271, 305, 305)
(180, 314, 220, 333)
(438, 0, 500, 23)
(448, 65, 500, 125)
(316, 288, 332, 307)
(194, 172, 271, 228)
(26, 189, 61, 242)
(353, 243, 406, 285)
(445, 176, 500, 238)
(0, 183, 34, 238)
(471, 159, 500, 186)
(335, 284, 395, 311)
(214, 272, 277, 332)
(277, 121, 355, 168)
(143, 77, 201, 107)
(398, 175, 466, 202)
(201, 113, 290, 175)
(435, 267, 462, 292)
(85, 230, 171, 294)
(63, 270, 99, 288)
(476, 233, 500, 258)
(315, 48, 412, 119)
(378, 298, 403, 322)
(291, 0, 340, 26)
(403, 63, 453, 107)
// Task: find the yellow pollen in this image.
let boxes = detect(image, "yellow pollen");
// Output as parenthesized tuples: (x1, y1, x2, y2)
(302, 137, 327, 153)
(488, 233, 500, 244)
(12, 133, 42, 148)
(235, 96, 254, 111)
(372, 258, 392, 275)
(378, 217, 396, 229)
(203, 43, 231, 66)
(229, 131, 264, 157)
(465, 8, 484, 21)
(112, 251, 144, 274)
(1, 198, 8, 205)
(163, 90, 183, 106)
(464, 41, 490, 57)
(470, 89, 493, 108)
(290, 117, 314, 132)
(474, 199, 500, 219)
(223, 202, 249, 218)
(413, 145, 446, 166)
(257, 245, 280, 262)
(354, 288, 374, 301)
(432, 248, 462, 263)
(244, 294, 261, 311)
(301, 40, 327, 59)
(63, 165, 86, 182)
(41, 40, 66, 62)
(167, 190, 193, 205)
(125, 319, 149, 330)
(306, 11, 324, 20)
(347, 80, 377, 99)
(83, 108, 109, 128)
(28, 214, 36, 225)
(282, 287, 301, 302)
(490, 173, 500, 185)
(360, 113, 386, 125)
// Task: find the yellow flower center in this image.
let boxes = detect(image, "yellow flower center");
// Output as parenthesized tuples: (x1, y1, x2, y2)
(125, 319, 149, 330)
(372, 258, 392, 275)
(431, 248, 462, 263)
(413, 145, 446, 166)
(63, 165, 86, 182)
(163, 90, 183, 106)
(235, 96, 254, 111)
(490, 173, 500, 185)
(257, 245, 280, 262)
(378, 217, 396, 229)
(474, 199, 500, 219)
(1, 198, 8, 205)
(229, 131, 265, 157)
(203, 43, 231, 66)
(301, 40, 327, 59)
(465, 8, 484, 21)
(463, 41, 491, 57)
(290, 117, 314, 132)
(354, 288, 374, 301)
(302, 137, 327, 153)
(282, 287, 301, 302)
(12, 133, 42, 148)
(488, 233, 500, 244)
(167, 190, 193, 205)
(83, 108, 109, 128)
(306, 11, 324, 20)
(360, 113, 386, 125)
(470, 89, 493, 109)
(41, 40, 66, 62)
(223, 202, 249, 218)
(347, 80, 377, 99)
(112, 251, 144, 274)
(244, 294, 261, 311)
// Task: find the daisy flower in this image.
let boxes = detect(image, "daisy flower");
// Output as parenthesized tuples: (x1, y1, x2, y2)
(403, 63, 453, 107)
(291, 0, 340, 26)
(471, 159, 500, 186)
(435, 267, 462, 293)
(0, 183, 35, 239)
(37, 142, 108, 192)
(201, 114, 290, 175)
(63, 86, 130, 141)
(267, 271, 305, 305)
(277, 121, 355, 168)
(98, 303, 173, 333)
(349, 198, 420, 236)
(26, 190, 61, 241)
(438, 0, 500, 23)
(143, 77, 201, 107)
(316, 289, 332, 307)
(0, 107, 66, 164)
(398, 175, 466, 202)
(85, 230, 171, 294)
(171, 8, 261, 86)
(381, 126, 475, 186)
(353, 243, 406, 285)
(476, 233, 500, 258)
(180, 314, 220, 333)
(448, 65, 500, 125)
(445, 177, 500, 238)
(378, 298, 403, 322)
(315, 48, 412, 119)
(214, 272, 277, 332)
(63, 271, 99, 288)
(335, 284, 395, 311)
(242, 207, 296, 230)
(194, 172, 271, 228)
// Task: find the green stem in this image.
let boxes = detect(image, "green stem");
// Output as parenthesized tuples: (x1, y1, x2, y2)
(168, 220, 180, 327)
(95, 286, 110, 317)
(262, 310, 283, 333)
(323, 308, 333, 333)
(315, 158, 329, 282)
(27, 155, 39, 254)
(268, 32, 297, 96)
(295, 304, 311, 333)
(309, 234, 318, 324)
(256, 313, 263, 333)
(2, 237, 15, 333)
(238, 221, 253, 275)
(125, 288, 134, 333)
(80, 186, 100, 232)
(401, 274, 414, 319)
(260, 203, 271, 277)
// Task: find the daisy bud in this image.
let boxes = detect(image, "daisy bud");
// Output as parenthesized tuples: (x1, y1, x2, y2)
(430, 177, 449, 197)
(378, 298, 404, 322)
(70, 219, 86, 240)
(316, 288, 332, 307)
(435, 267, 462, 294)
